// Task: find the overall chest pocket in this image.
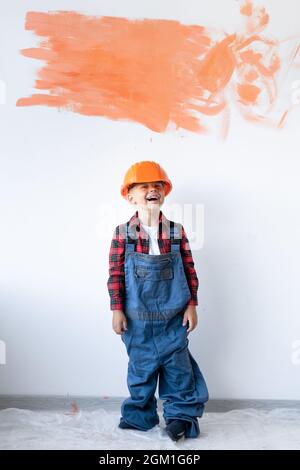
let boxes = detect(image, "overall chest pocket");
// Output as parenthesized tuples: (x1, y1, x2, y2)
(135, 266, 173, 281)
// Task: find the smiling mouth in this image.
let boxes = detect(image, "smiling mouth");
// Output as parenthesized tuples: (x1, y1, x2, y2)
(146, 195, 160, 202)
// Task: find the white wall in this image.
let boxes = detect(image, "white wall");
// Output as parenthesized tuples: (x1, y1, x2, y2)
(1, 0, 300, 399)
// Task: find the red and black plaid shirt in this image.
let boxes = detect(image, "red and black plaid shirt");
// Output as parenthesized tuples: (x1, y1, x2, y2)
(107, 210, 199, 311)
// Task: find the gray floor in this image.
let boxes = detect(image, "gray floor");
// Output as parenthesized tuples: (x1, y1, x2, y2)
(1, 396, 300, 450)
(1, 395, 300, 412)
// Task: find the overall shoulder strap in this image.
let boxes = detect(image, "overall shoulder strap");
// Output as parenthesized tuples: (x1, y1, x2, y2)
(125, 221, 136, 253)
(170, 221, 181, 252)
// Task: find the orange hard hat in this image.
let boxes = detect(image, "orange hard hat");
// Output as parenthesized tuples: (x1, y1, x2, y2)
(121, 161, 172, 198)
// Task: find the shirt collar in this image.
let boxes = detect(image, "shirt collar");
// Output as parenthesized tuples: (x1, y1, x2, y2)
(128, 210, 171, 240)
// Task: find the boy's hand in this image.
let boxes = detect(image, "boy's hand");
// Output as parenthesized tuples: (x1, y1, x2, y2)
(112, 310, 128, 335)
(182, 305, 198, 334)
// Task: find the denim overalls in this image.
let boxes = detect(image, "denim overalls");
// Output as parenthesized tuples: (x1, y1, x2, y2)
(120, 221, 209, 438)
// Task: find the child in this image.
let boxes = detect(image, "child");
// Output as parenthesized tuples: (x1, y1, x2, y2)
(107, 161, 208, 441)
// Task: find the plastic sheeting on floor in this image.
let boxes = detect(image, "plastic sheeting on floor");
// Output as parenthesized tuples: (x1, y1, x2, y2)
(0, 407, 300, 450)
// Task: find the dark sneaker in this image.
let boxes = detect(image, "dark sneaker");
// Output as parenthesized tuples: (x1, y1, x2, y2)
(165, 420, 188, 441)
(118, 419, 137, 430)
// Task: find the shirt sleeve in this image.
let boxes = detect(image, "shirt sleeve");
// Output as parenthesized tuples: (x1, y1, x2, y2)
(180, 224, 199, 306)
(107, 225, 126, 311)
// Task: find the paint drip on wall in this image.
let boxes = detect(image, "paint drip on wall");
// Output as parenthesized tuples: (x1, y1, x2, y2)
(16, 0, 300, 138)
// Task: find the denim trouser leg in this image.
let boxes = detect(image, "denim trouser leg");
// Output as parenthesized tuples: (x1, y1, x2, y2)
(121, 315, 208, 437)
(121, 321, 160, 431)
(159, 350, 208, 438)
(158, 315, 209, 438)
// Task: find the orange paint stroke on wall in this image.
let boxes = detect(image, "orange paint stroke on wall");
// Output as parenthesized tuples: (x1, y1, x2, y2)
(16, 1, 299, 135)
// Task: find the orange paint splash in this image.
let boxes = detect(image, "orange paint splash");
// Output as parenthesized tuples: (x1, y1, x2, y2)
(16, 1, 299, 136)
(240, 0, 269, 34)
(17, 12, 213, 133)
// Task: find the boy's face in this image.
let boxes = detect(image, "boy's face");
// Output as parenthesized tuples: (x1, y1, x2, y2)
(127, 181, 165, 209)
